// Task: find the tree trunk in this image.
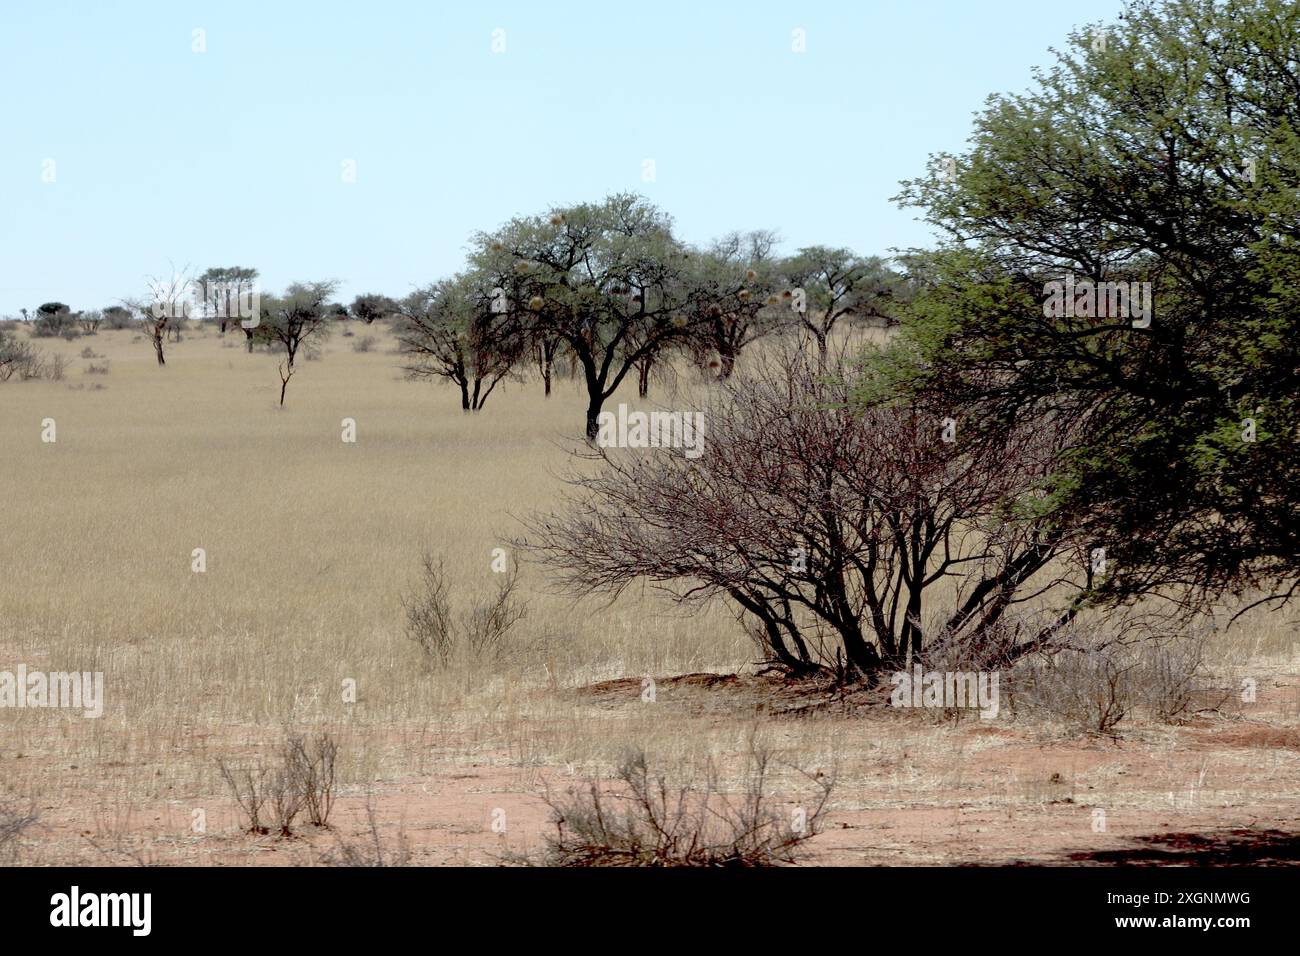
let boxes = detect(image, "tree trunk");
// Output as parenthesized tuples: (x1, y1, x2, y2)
(718, 344, 737, 380)
(153, 333, 165, 366)
(585, 399, 603, 441)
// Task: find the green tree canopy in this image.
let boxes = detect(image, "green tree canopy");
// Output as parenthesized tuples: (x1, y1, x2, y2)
(864, 0, 1300, 615)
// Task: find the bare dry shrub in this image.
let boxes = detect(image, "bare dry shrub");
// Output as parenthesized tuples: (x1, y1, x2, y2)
(217, 759, 271, 834)
(220, 731, 341, 836)
(465, 569, 528, 660)
(1132, 626, 1226, 722)
(0, 331, 40, 382)
(285, 732, 338, 828)
(352, 334, 377, 353)
(46, 353, 68, 381)
(529, 746, 833, 867)
(1014, 619, 1138, 735)
(403, 552, 527, 668)
(1014, 620, 1225, 732)
(267, 768, 304, 837)
(321, 801, 412, 867)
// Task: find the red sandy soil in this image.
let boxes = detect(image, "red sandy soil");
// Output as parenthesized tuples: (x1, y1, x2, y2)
(13, 671, 1300, 867)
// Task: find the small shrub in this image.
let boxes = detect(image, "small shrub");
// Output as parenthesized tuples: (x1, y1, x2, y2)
(217, 760, 271, 834)
(402, 553, 527, 668)
(284, 732, 338, 828)
(85, 360, 111, 375)
(267, 769, 304, 837)
(46, 353, 68, 381)
(1133, 628, 1225, 722)
(79, 346, 97, 359)
(219, 731, 341, 837)
(0, 331, 41, 382)
(1017, 644, 1136, 735)
(529, 747, 833, 867)
(352, 334, 377, 353)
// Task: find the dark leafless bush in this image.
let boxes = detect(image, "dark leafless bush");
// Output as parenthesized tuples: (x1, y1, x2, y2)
(217, 760, 271, 835)
(267, 769, 305, 837)
(220, 731, 341, 836)
(404, 553, 455, 666)
(524, 345, 1089, 681)
(528, 746, 833, 867)
(285, 732, 338, 828)
(403, 553, 527, 668)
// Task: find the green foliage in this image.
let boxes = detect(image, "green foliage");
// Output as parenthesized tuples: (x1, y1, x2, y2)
(864, 0, 1300, 610)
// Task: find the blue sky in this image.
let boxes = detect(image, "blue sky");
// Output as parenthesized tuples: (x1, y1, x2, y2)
(0, 0, 1126, 315)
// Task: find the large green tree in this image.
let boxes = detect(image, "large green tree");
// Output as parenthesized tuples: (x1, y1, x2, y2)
(867, 0, 1300, 616)
(471, 193, 700, 439)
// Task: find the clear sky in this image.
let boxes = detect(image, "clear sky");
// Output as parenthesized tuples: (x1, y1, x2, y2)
(0, 0, 1126, 315)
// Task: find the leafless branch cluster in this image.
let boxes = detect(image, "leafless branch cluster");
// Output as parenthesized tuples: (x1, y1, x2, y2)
(529, 746, 833, 867)
(217, 731, 340, 837)
(524, 344, 1092, 679)
(402, 553, 528, 668)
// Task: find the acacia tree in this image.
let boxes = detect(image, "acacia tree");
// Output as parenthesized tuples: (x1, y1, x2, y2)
(350, 293, 398, 325)
(688, 230, 787, 379)
(397, 273, 523, 412)
(524, 347, 1088, 680)
(782, 248, 897, 361)
(129, 272, 192, 366)
(875, 0, 1300, 615)
(195, 267, 259, 336)
(532, 331, 563, 397)
(471, 193, 701, 439)
(258, 281, 338, 405)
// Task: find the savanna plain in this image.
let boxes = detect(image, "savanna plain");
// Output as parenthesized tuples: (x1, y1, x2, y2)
(2, 321, 1298, 866)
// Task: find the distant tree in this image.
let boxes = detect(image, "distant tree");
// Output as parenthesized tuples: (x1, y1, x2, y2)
(781, 248, 897, 361)
(688, 230, 786, 380)
(194, 267, 259, 335)
(258, 281, 338, 405)
(532, 331, 563, 397)
(129, 272, 191, 366)
(102, 305, 133, 330)
(31, 303, 75, 338)
(398, 272, 524, 412)
(78, 310, 103, 335)
(350, 294, 398, 324)
(472, 193, 701, 439)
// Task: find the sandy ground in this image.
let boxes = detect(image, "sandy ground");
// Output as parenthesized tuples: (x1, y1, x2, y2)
(12, 666, 1299, 867)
